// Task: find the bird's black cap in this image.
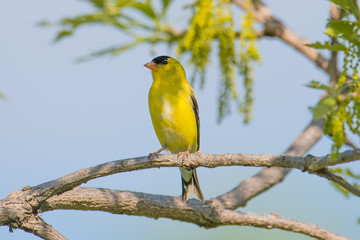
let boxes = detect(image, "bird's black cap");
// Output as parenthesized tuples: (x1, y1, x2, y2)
(152, 56, 171, 65)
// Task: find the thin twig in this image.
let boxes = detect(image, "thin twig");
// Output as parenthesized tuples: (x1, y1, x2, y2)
(344, 135, 358, 149)
(315, 168, 360, 197)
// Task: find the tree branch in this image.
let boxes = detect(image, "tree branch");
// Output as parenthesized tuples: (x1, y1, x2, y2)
(27, 148, 360, 203)
(232, 0, 330, 73)
(41, 187, 350, 240)
(20, 215, 67, 240)
(2, 147, 358, 239)
(344, 135, 358, 149)
(315, 168, 360, 197)
(20, 146, 360, 210)
(0, 190, 66, 240)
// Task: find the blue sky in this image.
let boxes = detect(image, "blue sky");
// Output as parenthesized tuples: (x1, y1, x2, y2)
(0, 0, 359, 239)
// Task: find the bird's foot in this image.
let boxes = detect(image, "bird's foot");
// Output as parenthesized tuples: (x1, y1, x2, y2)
(177, 151, 189, 160)
(148, 146, 166, 163)
(148, 152, 159, 161)
(177, 147, 191, 165)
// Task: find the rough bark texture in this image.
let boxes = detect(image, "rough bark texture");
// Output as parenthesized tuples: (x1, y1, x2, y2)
(41, 187, 349, 240)
(1, 149, 359, 239)
(0, 190, 67, 240)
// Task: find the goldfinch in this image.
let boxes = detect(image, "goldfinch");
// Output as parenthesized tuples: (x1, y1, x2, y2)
(144, 56, 205, 202)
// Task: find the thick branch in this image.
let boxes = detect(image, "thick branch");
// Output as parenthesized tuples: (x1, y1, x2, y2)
(2, 148, 358, 239)
(41, 187, 350, 240)
(0, 190, 66, 240)
(20, 215, 67, 240)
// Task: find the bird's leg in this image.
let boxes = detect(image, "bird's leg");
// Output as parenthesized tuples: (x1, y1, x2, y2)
(177, 146, 191, 165)
(148, 146, 166, 161)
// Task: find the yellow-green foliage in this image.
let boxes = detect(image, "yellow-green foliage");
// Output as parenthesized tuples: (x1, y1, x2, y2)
(178, 0, 260, 122)
(48, 0, 261, 122)
(238, 0, 261, 123)
(215, 0, 237, 121)
(177, 0, 216, 74)
(308, 0, 360, 160)
(307, 0, 360, 196)
(317, 48, 360, 159)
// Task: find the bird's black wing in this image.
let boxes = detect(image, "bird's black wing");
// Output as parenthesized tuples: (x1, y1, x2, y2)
(190, 90, 200, 151)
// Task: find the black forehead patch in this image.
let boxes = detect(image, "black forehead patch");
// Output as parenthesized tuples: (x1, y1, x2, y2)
(152, 56, 170, 65)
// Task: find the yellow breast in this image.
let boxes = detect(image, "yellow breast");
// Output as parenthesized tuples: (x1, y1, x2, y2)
(149, 81, 198, 154)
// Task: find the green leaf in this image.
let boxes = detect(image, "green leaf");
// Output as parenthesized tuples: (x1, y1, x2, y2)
(347, 0, 360, 19)
(345, 168, 360, 179)
(329, 0, 359, 18)
(76, 36, 161, 61)
(120, 13, 154, 31)
(306, 41, 347, 51)
(330, 167, 344, 174)
(54, 30, 73, 42)
(83, 0, 104, 9)
(77, 42, 141, 62)
(130, 2, 156, 19)
(61, 13, 128, 30)
(329, 0, 352, 11)
(306, 80, 332, 92)
(305, 42, 327, 49)
(324, 19, 356, 40)
(114, 0, 133, 8)
(310, 96, 337, 119)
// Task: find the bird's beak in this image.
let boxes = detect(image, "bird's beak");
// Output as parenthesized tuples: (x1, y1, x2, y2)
(144, 61, 158, 71)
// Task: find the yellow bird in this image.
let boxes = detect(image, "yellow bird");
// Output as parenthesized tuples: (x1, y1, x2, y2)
(144, 56, 205, 202)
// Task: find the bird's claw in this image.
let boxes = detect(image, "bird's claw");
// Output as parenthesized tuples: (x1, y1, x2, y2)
(148, 146, 166, 164)
(177, 151, 189, 159)
(148, 152, 159, 162)
(177, 149, 190, 165)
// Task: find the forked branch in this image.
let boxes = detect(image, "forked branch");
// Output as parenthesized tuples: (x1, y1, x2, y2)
(0, 148, 358, 239)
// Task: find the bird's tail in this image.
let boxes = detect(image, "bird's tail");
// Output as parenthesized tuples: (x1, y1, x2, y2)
(179, 167, 205, 202)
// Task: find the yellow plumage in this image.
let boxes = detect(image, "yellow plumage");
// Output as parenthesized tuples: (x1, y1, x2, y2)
(145, 56, 204, 202)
